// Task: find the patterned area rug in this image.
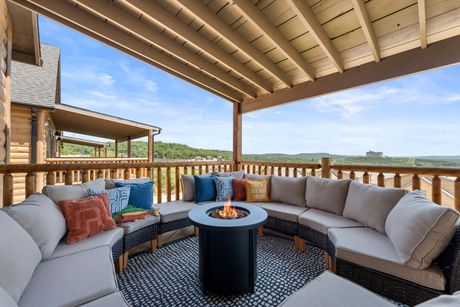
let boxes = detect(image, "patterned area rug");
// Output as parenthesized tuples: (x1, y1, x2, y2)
(118, 235, 326, 307)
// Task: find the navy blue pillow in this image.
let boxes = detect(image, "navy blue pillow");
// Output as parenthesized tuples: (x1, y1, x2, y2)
(114, 181, 154, 210)
(194, 175, 216, 204)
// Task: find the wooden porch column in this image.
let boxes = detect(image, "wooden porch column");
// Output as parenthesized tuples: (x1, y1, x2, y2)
(233, 102, 242, 170)
(115, 140, 119, 158)
(127, 137, 132, 158)
(321, 157, 332, 178)
(147, 130, 153, 162)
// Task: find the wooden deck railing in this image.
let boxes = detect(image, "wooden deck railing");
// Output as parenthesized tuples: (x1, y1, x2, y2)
(239, 161, 322, 177)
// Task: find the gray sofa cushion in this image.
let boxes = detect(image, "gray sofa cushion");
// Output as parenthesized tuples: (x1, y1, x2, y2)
(105, 177, 150, 189)
(42, 184, 88, 203)
(19, 246, 117, 307)
(181, 175, 195, 201)
(279, 271, 393, 307)
(0, 286, 18, 307)
(212, 171, 245, 179)
(80, 292, 129, 307)
(343, 181, 407, 233)
(119, 215, 160, 234)
(49, 227, 124, 260)
(82, 178, 106, 190)
(270, 176, 306, 207)
(259, 202, 308, 223)
(386, 190, 459, 269)
(157, 200, 198, 223)
(0, 211, 42, 302)
(298, 208, 363, 234)
(328, 227, 445, 290)
(306, 177, 351, 215)
(417, 291, 460, 306)
(4, 193, 66, 259)
(244, 174, 271, 180)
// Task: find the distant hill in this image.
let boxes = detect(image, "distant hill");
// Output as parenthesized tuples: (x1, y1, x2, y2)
(60, 141, 460, 167)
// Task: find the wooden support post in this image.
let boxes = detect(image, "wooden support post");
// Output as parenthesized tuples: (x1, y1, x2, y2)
(175, 166, 180, 200)
(321, 157, 332, 178)
(127, 137, 132, 158)
(156, 167, 162, 204)
(115, 253, 125, 273)
(147, 129, 153, 162)
(166, 166, 171, 202)
(115, 140, 119, 158)
(455, 177, 460, 212)
(233, 102, 242, 171)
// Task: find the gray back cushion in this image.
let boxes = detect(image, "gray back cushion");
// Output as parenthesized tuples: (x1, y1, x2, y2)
(82, 178, 106, 190)
(42, 184, 88, 204)
(343, 181, 407, 233)
(270, 176, 306, 207)
(0, 211, 41, 302)
(213, 171, 245, 180)
(0, 287, 17, 307)
(181, 174, 195, 201)
(306, 177, 351, 215)
(4, 193, 67, 259)
(244, 174, 271, 180)
(386, 191, 459, 269)
(105, 177, 150, 189)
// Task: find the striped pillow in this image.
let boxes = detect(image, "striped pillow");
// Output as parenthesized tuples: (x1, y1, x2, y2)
(88, 186, 130, 214)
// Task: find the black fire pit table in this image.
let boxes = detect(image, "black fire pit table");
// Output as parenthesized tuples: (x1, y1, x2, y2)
(188, 202, 267, 295)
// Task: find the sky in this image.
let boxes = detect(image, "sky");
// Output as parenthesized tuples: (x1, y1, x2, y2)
(38, 16, 460, 157)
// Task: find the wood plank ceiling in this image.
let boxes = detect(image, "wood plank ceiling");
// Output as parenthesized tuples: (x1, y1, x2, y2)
(12, 0, 460, 112)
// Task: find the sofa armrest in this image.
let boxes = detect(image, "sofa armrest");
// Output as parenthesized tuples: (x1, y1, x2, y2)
(435, 225, 460, 294)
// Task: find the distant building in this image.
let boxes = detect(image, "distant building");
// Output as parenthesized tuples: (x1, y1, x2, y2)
(366, 151, 383, 158)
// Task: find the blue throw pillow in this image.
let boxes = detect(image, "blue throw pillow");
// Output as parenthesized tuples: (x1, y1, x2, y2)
(194, 175, 216, 204)
(114, 181, 154, 210)
(215, 176, 234, 201)
(88, 186, 131, 214)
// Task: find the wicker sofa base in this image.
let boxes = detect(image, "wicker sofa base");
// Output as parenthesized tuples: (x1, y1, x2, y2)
(112, 238, 124, 260)
(263, 216, 298, 236)
(124, 224, 158, 252)
(159, 218, 193, 234)
(299, 225, 328, 251)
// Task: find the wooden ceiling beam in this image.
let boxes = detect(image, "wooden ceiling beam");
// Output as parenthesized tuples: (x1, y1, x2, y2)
(418, 0, 427, 49)
(15, 0, 243, 102)
(241, 34, 460, 113)
(175, 0, 292, 88)
(123, 0, 273, 94)
(287, 0, 344, 73)
(231, 0, 315, 82)
(75, 0, 256, 98)
(351, 0, 380, 62)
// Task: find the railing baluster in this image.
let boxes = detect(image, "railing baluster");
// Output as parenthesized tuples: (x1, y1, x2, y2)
(3, 172, 13, 206)
(278, 166, 282, 176)
(363, 171, 370, 184)
(293, 167, 298, 177)
(175, 167, 180, 201)
(337, 170, 343, 179)
(394, 173, 401, 188)
(412, 174, 421, 190)
(156, 167, 162, 204)
(124, 168, 130, 180)
(377, 173, 385, 187)
(184, 166, 188, 175)
(111, 169, 117, 179)
(82, 170, 89, 183)
(211, 164, 216, 172)
(97, 169, 104, 179)
(192, 166, 196, 175)
(350, 171, 356, 180)
(136, 168, 142, 178)
(65, 171, 73, 185)
(264, 165, 268, 175)
(166, 167, 171, 202)
(432, 175, 442, 205)
(302, 168, 306, 177)
(25, 172, 35, 197)
(455, 177, 460, 211)
(311, 168, 316, 177)
(285, 167, 290, 177)
(46, 172, 55, 185)
(205, 165, 209, 174)
(199, 166, 203, 175)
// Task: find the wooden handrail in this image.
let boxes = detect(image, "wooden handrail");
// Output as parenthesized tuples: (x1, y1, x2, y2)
(332, 164, 460, 177)
(239, 161, 321, 169)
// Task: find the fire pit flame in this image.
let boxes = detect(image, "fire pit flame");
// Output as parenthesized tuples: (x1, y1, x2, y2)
(209, 197, 249, 219)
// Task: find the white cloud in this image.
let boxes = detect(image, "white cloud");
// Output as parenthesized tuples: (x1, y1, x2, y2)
(119, 61, 159, 93)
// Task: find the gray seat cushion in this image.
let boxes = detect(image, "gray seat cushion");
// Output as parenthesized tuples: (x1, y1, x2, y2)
(119, 215, 160, 234)
(0, 211, 42, 302)
(385, 190, 459, 269)
(417, 291, 460, 306)
(298, 208, 363, 234)
(306, 177, 351, 215)
(42, 184, 88, 204)
(270, 176, 306, 207)
(4, 193, 66, 259)
(343, 181, 407, 233)
(19, 246, 117, 307)
(328, 227, 445, 290)
(279, 271, 394, 307)
(79, 292, 128, 307)
(157, 200, 198, 223)
(49, 228, 123, 260)
(0, 286, 18, 307)
(259, 202, 308, 223)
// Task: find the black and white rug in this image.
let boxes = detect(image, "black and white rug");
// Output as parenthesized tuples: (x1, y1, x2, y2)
(117, 235, 326, 307)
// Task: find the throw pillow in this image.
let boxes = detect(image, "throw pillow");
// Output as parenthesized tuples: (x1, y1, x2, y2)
(343, 181, 407, 233)
(215, 176, 234, 201)
(58, 194, 116, 244)
(245, 179, 271, 202)
(233, 179, 247, 201)
(115, 181, 154, 210)
(88, 186, 131, 214)
(181, 174, 195, 201)
(194, 175, 217, 204)
(4, 193, 66, 259)
(306, 177, 351, 215)
(385, 190, 459, 269)
(270, 176, 307, 207)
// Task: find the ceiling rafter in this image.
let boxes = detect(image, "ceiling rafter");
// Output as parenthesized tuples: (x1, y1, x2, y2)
(122, 0, 273, 94)
(287, 0, 344, 73)
(174, 0, 292, 88)
(74, 0, 257, 98)
(418, 0, 427, 49)
(352, 0, 380, 62)
(16, 0, 244, 102)
(231, 0, 316, 82)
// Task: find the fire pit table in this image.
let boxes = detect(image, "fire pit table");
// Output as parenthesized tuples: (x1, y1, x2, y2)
(188, 202, 267, 295)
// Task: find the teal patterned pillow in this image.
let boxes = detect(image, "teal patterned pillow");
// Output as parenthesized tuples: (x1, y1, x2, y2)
(88, 186, 130, 214)
(214, 176, 234, 201)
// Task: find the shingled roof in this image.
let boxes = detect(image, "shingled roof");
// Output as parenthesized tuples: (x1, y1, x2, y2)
(11, 43, 60, 108)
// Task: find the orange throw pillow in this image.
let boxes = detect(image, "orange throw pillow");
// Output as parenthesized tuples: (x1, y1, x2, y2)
(245, 179, 271, 202)
(58, 194, 116, 244)
(232, 179, 247, 201)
